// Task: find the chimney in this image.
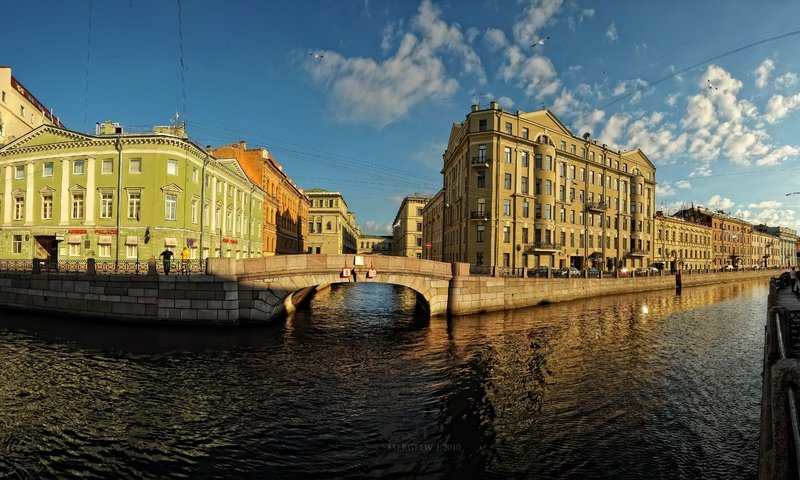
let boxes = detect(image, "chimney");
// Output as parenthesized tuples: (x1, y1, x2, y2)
(471, 104, 479, 112)
(489, 101, 499, 110)
(239, 140, 247, 150)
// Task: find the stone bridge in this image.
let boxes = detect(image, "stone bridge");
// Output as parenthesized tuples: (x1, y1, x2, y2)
(207, 255, 453, 322)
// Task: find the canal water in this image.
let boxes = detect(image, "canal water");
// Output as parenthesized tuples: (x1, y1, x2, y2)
(0, 280, 767, 479)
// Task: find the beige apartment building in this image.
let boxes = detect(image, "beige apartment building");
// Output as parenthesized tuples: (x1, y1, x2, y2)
(751, 226, 781, 268)
(762, 225, 798, 267)
(357, 234, 393, 255)
(674, 207, 752, 269)
(0, 67, 65, 146)
(392, 194, 431, 258)
(421, 189, 445, 261)
(212, 142, 309, 256)
(306, 189, 359, 254)
(654, 212, 712, 271)
(440, 102, 657, 271)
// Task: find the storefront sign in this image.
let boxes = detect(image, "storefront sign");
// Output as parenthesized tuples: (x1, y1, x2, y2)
(222, 238, 238, 244)
(94, 229, 118, 235)
(68, 229, 87, 234)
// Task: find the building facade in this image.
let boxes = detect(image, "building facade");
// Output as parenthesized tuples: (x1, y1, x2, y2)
(0, 67, 65, 147)
(212, 142, 308, 256)
(654, 212, 712, 271)
(421, 189, 445, 261)
(0, 122, 264, 261)
(357, 235, 393, 255)
(392, 194, 430, 258)
(763, 225, 798, 267)
(751, 226, 781, 268)
(440, 102, 657, 271)
(306, 189, 359, 254)
(674, 206, 751, 268)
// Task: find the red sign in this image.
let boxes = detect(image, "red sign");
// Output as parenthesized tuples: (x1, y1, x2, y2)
(94, 229, 118, 234)
(425, 242, 432, 249)
(68, 229, 87, 234)
(222, 238, 239, 244)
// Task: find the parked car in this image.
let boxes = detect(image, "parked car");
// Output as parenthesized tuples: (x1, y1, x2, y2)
(585, 267, 600, 278)
(617, 268, 632, 277)
(528, 266, 553, 278)
(635, 266, 660, 276)
(555, 266, 580, 278)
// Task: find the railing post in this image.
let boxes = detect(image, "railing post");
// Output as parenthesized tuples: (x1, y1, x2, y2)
(32, 258, 41, 274)
(87, 258, 96, 275)
(147, 258, 158, 276)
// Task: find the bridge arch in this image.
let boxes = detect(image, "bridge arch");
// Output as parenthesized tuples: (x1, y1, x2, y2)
(207, 255, 453, 323)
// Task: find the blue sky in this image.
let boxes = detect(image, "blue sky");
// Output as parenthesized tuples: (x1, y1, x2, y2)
(6, 0, 800, 234)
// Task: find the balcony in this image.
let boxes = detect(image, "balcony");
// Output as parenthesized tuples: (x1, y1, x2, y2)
(470, 211, 490, 221)
(471, 157, 490, 167)
(525, 241, 562, 253)
(586, 201, 608, 212)
(627, 249, 649, 257)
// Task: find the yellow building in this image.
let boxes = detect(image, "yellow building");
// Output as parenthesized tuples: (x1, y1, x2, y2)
(357, 234, 393, 255)
(654, 212, 712, 271)
(421, 189, 445, 261)
(441, 102, 657, 271)
(392, 194, 430, 258)
(0, 67, 65, 146)
(306, 189, 358, 254)
(752, 226, 781, 268)
(212, 142, 308, 256)
(674, 207, 751, 269)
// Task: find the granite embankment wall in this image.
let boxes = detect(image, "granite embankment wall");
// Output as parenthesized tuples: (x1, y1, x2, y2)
(0, 273, 241, 324)
(447, 266, 777, 316)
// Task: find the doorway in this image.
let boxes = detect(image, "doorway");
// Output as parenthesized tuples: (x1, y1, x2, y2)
(34, 235, 58, 260)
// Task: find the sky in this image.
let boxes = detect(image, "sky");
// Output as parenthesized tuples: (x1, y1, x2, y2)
(6, 0, 800, 235)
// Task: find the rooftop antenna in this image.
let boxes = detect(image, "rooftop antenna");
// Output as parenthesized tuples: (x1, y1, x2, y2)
(473, 91, 488, 108)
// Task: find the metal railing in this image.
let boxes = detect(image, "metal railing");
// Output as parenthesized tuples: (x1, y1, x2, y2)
(0, 258, 207, 275)
(773, 308, 800, 478)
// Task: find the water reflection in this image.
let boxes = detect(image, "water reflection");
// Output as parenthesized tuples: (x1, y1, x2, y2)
(0, 280, 767, 479)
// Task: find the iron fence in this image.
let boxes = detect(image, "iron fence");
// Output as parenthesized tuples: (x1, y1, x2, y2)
(0, 258, 207, 275)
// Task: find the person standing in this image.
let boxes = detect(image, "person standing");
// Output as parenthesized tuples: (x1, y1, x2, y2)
(160, 249, 175, 275)
(181, 246, 190, 274)
(791, 266, 797, 293)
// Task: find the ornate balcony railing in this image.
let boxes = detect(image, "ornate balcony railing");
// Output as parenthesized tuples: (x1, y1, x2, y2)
(0, 258, 207, 275)
(525, 242, 562, 252)
(470, 211, 490, 220)
(586, 201, 608, 212)
(628, 249, 649, 257)
(471, 157, 490, 167)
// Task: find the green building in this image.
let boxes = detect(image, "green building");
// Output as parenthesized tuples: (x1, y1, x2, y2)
(0, 121, 264, 263)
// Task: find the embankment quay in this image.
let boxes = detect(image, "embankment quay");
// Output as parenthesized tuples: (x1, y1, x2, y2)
(0, 255, 780, 324)
(762, 276, 800, 479)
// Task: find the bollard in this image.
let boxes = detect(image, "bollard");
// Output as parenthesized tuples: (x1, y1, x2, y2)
(87, 258, 96, 275)
(148, 258, 158, 276)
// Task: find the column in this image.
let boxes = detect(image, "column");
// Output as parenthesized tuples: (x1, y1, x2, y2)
(85, 157, 95, 224)
(2, 165, 11, 226)
(232, 186, 238, 235)
(24, 162, 34, 225)
(59, 159, 69, 225)
(222, 181, 228, 235)
(210, 176, 217, 232)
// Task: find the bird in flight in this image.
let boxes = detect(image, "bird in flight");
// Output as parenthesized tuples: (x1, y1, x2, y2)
(707, 79, 718, 90)
(531, 36, 550, 47)
(309, 52, 324, 59)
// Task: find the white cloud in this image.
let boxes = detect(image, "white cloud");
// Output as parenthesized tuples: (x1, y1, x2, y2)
(756, 145, 800, 166)
(573, 109, 605, 139)
(499, 48, 560, 97)
(567, 6, 594, 31)
(682, 95, 717, 130)
(497, 96, 515, 109)
(657, 182, 676, 197)
(512, 0, 563, 46)
(304, 0, 485, 126)
(764, 93, 800, 123)
(363, 220, 393, 235)
(689, 166, 712, 177)
(598, 114, 628, 148)
(776, 72, 798, 88)
(484, 28, 508, 51)
(748, 200, 782, 209)
(666, 93, 680, 107)
(634, 43, 647, 55)
(605, 22, 618, 42)
(675, 180, 692, 189)
(706, 194, 735, 211)
(754, 58, 775, 88)
(551, 88, 579, 116)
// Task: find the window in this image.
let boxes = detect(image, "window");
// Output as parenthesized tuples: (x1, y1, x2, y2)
(503, 226, 510, 243)
(71, 192, 85, 218)
(545, 204, 552, 219)
(416, 222, 422, 232)
(503, 253, 510, 266)
(478, 119, 487, 131)
(522, 127, 529, 139)
(505, 147, 512, 163)
(505, 122, 512, 134)
(535, 203, 542, 219)
(191, 199, 198, 223)
(15, 165, 24, 179)
(478, 144, 487, 160)
(164, 193, 178, 220)
(476, 252, 485, 265)
(192, 167, 199, 183)
(521, 152, 529, 167)
(100, 192, 113, 218)
(43, 162, 53, 177)
(167, 159, 178, 175)
(545, 155, 553, 170)
(127, 192, 141, 219)
(130, 158, 142, 173)
(13, 196, 24, 220)
(69, 242, 80, 256)
(12, 235, 22, 254)
(535, 154, 542, 169)
(570, 144, 576, 154)
(521, 176, 528, 194)
(522, 228, 529, 244)
(545, 180, 552, 195)
(560, 140, 566, 150)
(477, 171, 486, 188)
(99, 244, 111, 257)
(504, 199, 511, 215)
(126, 244, 138, 259)
(522, 200, 529, 218)
(504, 173, 512, 189)
(73, 160, 85, 175)
(101, 159, 113, 174)
(477, 225, 485, 243)
(42, 194, 53, 219)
